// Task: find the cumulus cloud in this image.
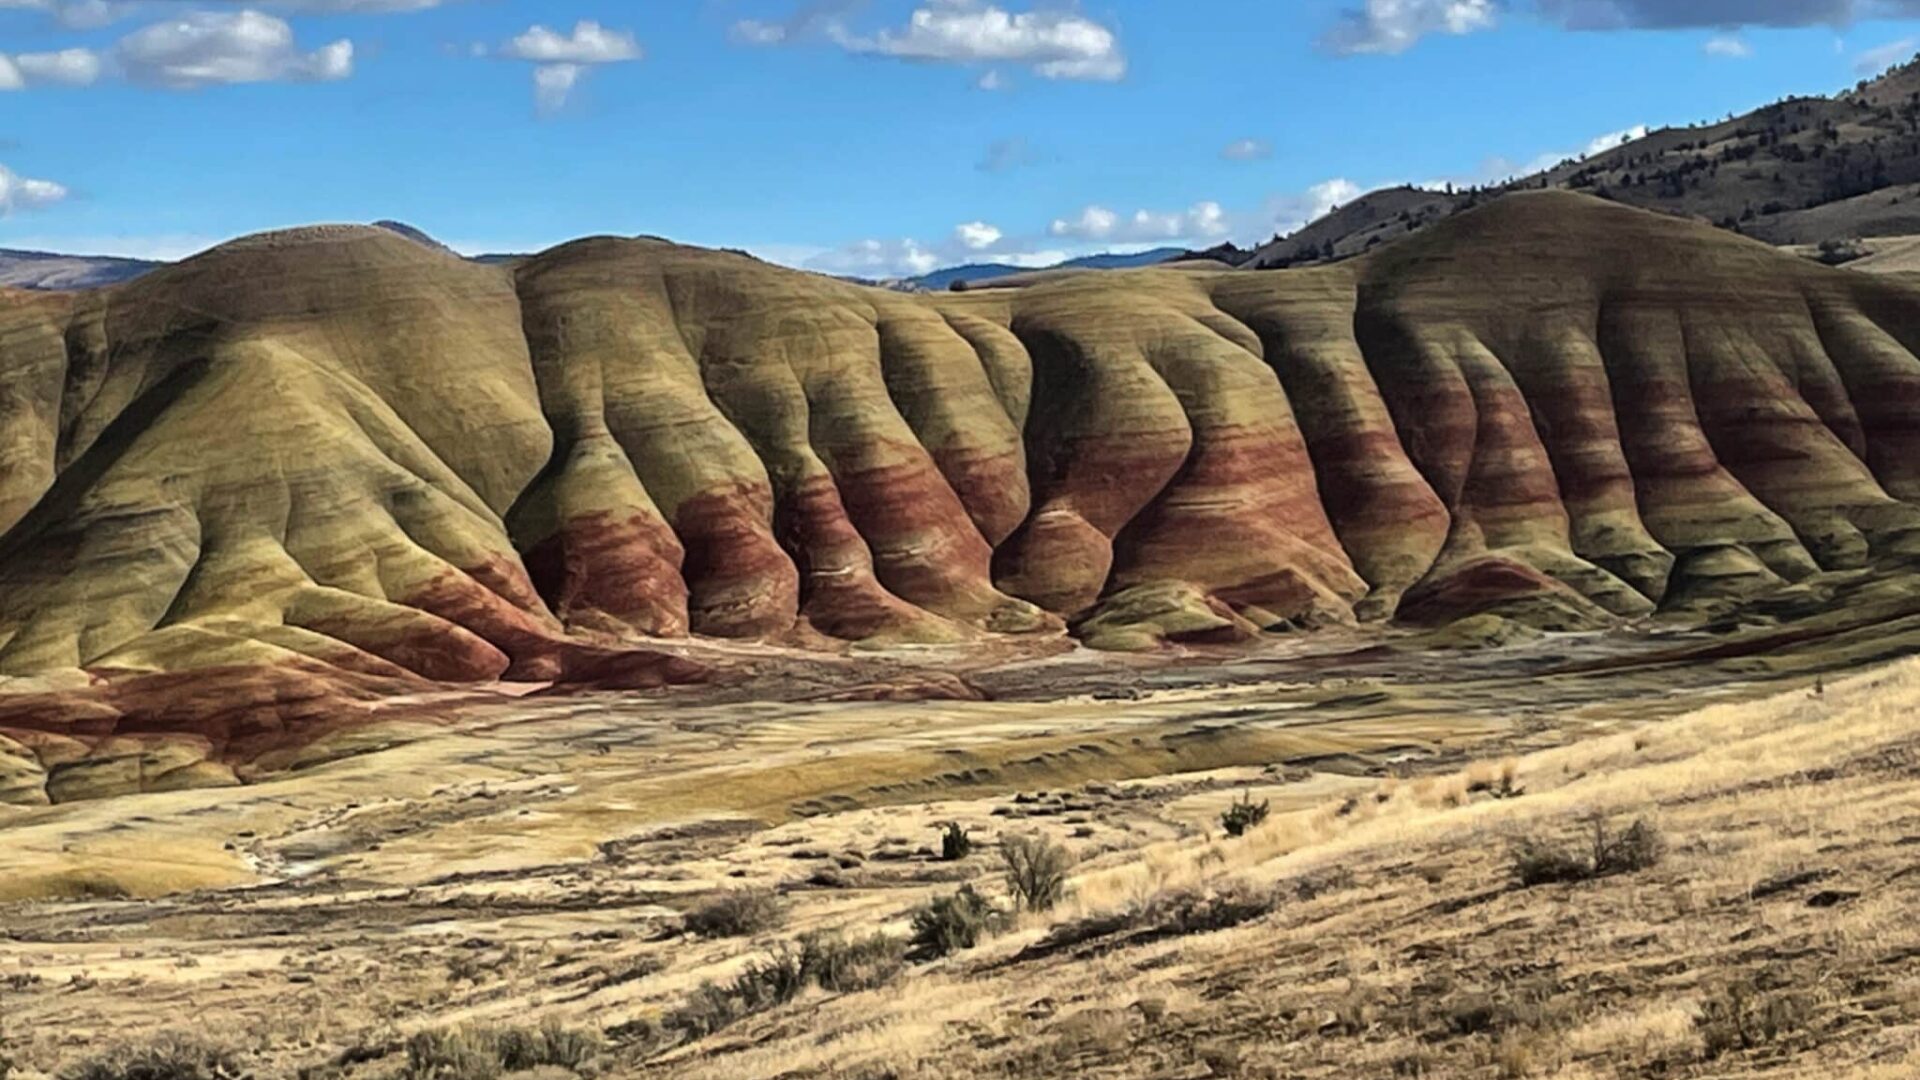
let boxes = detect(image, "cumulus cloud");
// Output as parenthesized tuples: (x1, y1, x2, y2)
(1322, 0, 1498, 55)
(1703, 33, 1753, 57)
(954, 221, 1003, 250)
(490, 20, 641, 113)
(114, 11, 352, 88)
(738, 1, 1126, 82)
(0, 161, 69, 214)
(1222, 138, 1273, 162)
(500, 21, 641, 64)
(0, 47, 103, 88)
(1049, 201, 1229, 243)
(804, 237, 943, 278)
(16, 48, 103, 84)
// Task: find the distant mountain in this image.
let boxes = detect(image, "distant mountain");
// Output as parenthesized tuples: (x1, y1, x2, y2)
(1211, 52, 1920, 269)
(372, 220, 459, 256)
(892, 247, 1185, 291)
(0, 248, 162, 290)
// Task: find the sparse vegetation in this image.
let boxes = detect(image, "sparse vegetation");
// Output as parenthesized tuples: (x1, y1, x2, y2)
(799, 930, 907, 992)
(937, 821, 973, 861)
(401, 1020, 603, 1080)
(1219, 790, 1271, 837)
(684, 889, 785, 939)
(658, 932, 907, 1045)
(1509, 815, 1664, 887)
(59, 1034, 243, 1080)
(908, 884, 1002, 960)
(1000, 833, 1074, 912)
(1696, 979, 1816, 1059)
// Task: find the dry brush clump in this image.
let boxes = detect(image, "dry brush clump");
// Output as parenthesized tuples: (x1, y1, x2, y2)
(655, 931, 909, 1046)
(401, 1020, 605, 1080)
(909, 884, 1005, 960)
(937, 821, 974, 861)
(1219, 791, 1272, 837)
(1001, 833, 1074, 913)
(1509, 815, 1664, 888)
(683, 889, 786, 939)
(1695, 978, 1818, 1059)
(57, 1034, 244, 1080)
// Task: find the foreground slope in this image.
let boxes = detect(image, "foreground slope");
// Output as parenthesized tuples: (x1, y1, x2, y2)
(5, 192, 1920, 799)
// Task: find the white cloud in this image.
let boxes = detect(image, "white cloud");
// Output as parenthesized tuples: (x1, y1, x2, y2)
(804, 237, 942, 278)
(493, 20, 642, 113)
(2, 0, 456, 26)
(500, 21, 641, 64)
(1050, 201, 1229, 242)
(730, 20, 790, 46)
(1856, 37, 1917, 75)
(1322, 0, 1498, 56)
(742, 1, 1126, 82)
(532, 62, 580, 113)
(1704, 34, 1753, 58)
(1263, 179, 1363, 235)
(0, 48, 103, 89)
(16, 48, 103, 85)
(114, 11, 352, 88)
(1583, 123, 1649, 157)
(0, 0, 127, 29)
(1222, 137, 1273, 161)
(974, 68, 1007, 90)
(954, 221, 1002, 250)
(0, 162, 69, 214)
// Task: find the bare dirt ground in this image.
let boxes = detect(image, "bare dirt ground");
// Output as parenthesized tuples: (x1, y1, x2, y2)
(3, 582, 1920, 1079)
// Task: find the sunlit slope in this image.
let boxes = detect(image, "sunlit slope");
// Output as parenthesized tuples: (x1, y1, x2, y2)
(4, 192, 1920, 683)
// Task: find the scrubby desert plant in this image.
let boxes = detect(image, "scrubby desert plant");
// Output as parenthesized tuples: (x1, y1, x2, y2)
(1150, 879, 1279, 935)
(1219, 790, 1271, 837)
(800, 930, 907, 992)
(684, 888, 785, 938)
(1000, 833, 1074, 912)
(401, 1028, 501, 1080)
(1591, 817, 1664, 876)
(937, 821, 973, 861)
(1696, 979, 1815, 1058)
(1509, 816, 1663, 887)
(401, 1020, 603, 1080)
(61, 1034, 244, 1080)
(909, 885, 1001, 959)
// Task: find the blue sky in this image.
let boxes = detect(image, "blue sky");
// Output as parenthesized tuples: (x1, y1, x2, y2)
(5, 1, 1920, 277)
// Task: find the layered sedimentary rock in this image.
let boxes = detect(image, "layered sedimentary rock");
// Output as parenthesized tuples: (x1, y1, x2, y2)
(6, 192, 1920, 798)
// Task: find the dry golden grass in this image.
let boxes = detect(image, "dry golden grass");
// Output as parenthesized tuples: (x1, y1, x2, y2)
(635, 659, 1920, 1079)
(4, 646, 1918, 1079)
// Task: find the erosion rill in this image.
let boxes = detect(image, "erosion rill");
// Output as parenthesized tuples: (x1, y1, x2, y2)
(5, 190, 1920, 803)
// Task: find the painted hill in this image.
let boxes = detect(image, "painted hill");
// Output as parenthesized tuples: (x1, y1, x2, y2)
(5, 191, 1920, 801)
(1225, 53, 1920, 268)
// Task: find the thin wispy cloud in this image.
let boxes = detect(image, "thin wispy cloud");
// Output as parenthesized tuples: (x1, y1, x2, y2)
(1222, 138, 1274, 162)
(1704, 34, 1753, 58)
